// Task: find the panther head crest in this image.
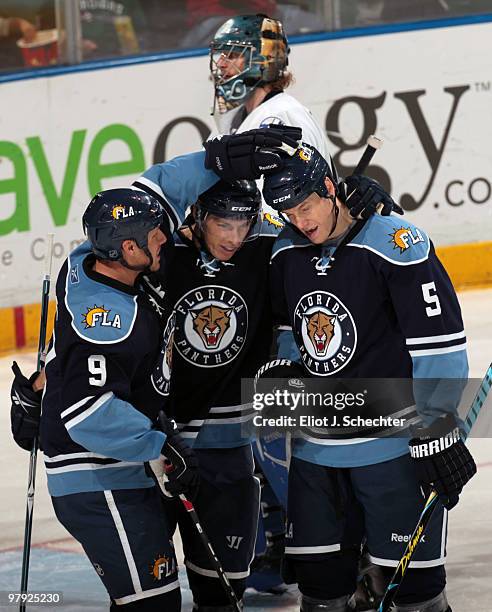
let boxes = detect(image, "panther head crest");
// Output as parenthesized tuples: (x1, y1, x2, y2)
(190, 305, 233, 349)
(304, 311, 337, 357)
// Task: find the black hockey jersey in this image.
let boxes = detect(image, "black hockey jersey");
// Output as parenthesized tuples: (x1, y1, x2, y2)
(41, 242, 175, 497)
(163, 220, 280, 448)
(270, 214, 468, 468)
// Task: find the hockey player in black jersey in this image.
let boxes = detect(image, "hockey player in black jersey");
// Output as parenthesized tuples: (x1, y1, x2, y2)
(258, 144, 477, 612)
(34, 189, 200, 611)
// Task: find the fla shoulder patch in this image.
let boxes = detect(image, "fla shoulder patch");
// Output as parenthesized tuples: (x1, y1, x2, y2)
(347, 215, 430, 265)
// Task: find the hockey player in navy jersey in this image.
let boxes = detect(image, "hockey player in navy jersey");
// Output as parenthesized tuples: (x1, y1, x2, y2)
(257, 144, 477, 612)
(34, 188, 203, 610)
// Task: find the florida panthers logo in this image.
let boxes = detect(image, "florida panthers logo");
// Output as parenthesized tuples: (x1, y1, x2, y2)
(151, 310, 176, 396)
(305, 311, 337, 357)
(174, 286, 248, 368)
(190, 305, 232, 349)
(294, 291, 357, 376)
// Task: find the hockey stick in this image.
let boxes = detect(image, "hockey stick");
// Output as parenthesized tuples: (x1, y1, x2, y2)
(353, 135, 383, 176)
(178, 494, 242, 612)
(19, 234, 54, 612)
(157, 413, 242, 612)
(377, 362, 492, 612)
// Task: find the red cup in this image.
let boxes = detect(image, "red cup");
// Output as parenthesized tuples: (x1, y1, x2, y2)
(17, 29, 58, 68)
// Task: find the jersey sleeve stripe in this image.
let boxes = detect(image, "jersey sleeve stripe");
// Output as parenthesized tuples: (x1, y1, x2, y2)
(406, 330, 466, 345)
(60, 395, 95, 419)
(277, 325, 293, 331)
(408, 343, 467, 357)
(133, 177, 180, 233)
(64, 392, 114, 430)
(44, 451, 112, 462)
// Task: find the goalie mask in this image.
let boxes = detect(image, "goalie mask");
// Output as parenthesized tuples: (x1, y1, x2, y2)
(210, 14, 289, 115)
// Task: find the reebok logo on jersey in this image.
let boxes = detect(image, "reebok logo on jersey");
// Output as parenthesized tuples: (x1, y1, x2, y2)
(391, 533, 426, 543)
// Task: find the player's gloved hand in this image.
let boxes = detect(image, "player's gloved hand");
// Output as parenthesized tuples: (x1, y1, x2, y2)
(10, 361, 42, 451)
(204, 126, 302, 181)
(148, 413, 200, 500)
(339, 174, 403, 220)
(254, 359, 307, 397)
(409, 413, 476, 510)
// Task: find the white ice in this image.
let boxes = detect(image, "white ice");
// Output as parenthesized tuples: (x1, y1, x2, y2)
(0, 289, 490, 611)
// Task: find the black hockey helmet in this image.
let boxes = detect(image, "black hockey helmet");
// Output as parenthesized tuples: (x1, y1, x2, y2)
(196, 179, 261, 221)
(262, 143, 339, 212)
(193, 179, 262, 247)
(82, 188, 165, 261)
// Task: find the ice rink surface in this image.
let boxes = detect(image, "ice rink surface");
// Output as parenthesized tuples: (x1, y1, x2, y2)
(0, 288, 490, 611)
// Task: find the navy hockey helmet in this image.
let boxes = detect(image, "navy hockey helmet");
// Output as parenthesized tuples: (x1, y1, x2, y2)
(210, 14, 289, 113)
(196, 179, 261, 219)
(194, 179, 262, 244)
(82, 188, 165, 261)
(262, 143, 339, 212)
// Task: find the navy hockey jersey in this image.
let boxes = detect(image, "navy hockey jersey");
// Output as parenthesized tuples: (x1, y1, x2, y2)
(164, 219, 282, 448)
(134, 158, 285, 448)
(41, 242, 175, 497)
(270, 214, 468, 468)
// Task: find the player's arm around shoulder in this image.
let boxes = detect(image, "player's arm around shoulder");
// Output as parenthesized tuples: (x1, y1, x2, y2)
(133, 150, 219, 231)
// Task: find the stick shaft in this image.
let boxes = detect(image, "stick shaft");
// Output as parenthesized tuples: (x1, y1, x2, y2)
(353, 135, 383, 176)
(378, 363, 492, 611)
(179, 495, 242, 612)
(20, 236, 54, 611)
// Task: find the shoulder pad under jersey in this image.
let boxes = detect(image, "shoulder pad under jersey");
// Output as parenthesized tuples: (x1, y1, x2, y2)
(65, 242, 139, 344)
(347, 215, 430, 265)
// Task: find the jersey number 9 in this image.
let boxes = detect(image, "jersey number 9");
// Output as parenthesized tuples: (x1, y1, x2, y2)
(88, 355, 107, 386)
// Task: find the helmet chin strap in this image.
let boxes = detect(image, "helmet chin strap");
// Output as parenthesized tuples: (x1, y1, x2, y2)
(324, 196, 340, 241)
(120, 246, 154, 273)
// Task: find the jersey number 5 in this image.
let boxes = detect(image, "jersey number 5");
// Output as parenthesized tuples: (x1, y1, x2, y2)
(88, 355, 107, 386)
(421, 282, 441, 317)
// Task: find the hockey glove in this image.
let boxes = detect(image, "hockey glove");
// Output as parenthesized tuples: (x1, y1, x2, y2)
(254, 359, 307, 402)
(10, 361, 42, 451)
(148, 413, 200, 500)
(340, 174, 403, 220)
(204, 126, 302, 181)
(409, 413, 476, 510)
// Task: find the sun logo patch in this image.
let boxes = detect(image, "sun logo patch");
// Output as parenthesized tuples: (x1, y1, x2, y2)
(298, 146, 312, 162)
(149, 554, 176, 581)
(389, 227, 425, 253)
(111, 204, 135, 220)
(82, 305, 121, 329)
(263, 212, 284, 229)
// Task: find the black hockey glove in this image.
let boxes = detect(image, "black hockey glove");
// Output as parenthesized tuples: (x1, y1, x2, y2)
(147, 413, 200, 500)
(409, 413, 476, 510)
(10, 361, 42, 451)
(204, 126, 302, 181)
(254, 359, 307, 396)
(340, 174, 403, 220)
